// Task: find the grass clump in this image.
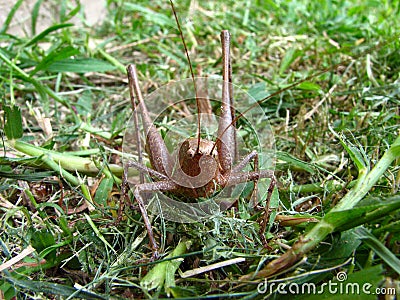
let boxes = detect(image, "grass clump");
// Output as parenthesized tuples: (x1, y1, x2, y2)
(1, 0, 399, 299)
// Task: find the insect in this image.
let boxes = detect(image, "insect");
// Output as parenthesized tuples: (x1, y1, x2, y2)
(122, 5, 276, 258)
(121, 2, 395, 259)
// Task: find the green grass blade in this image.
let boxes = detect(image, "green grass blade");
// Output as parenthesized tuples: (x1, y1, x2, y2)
(93, 177, 113, 205)
(326, 196, 400, 232)
(332, 135, 400, 211)
(0, 0, 24, 34)
(297, 81, 321, 91)
(59, 0, 81, 22)
(3, 277, 106, 300)
(122, 3, 175, 27)
(242, 135, 400, 280)
(98, 49, 126, 73)
(3, 105, 23, 140)
(30, 45, 80, 75)
(84, 214, 117, 254)
(279, 47, 304, 75)
(7, 139, 123, 176)
(31, 0, 44, 36)
(30, 229, 56, 261)
(157, 42, 187, 68)
(47, 58, 116, 73)
(334, 130, 369, 171)
(24, 23, 74, 47)
(0, 48, 67, 108)
(0, 170, 54, 181)
(354, 227, 400, 275)
(276, 151, 316, 173)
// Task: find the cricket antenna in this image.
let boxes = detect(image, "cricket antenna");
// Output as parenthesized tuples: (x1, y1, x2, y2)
(209, 32, 400, 156)
(169, 0, 201, 154)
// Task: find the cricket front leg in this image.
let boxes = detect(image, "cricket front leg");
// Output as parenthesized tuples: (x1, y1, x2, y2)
(227, 169, 276, 247)
(226, 169, 276, 214)
(258, 175, 276, 248)
(133, 180, 178, 259)
(119, 160, 168, 224)
(118, 163, 131, 225)
(231, 150, 260, 208)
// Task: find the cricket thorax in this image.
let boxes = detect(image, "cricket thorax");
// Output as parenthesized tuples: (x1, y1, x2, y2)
(163, 138, 225, 198)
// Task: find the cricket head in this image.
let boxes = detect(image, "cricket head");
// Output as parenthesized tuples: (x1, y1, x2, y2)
(178, 138, 221, 179)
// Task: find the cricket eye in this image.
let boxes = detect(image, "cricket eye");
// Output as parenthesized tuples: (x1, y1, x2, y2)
(187, 148, 196, 157)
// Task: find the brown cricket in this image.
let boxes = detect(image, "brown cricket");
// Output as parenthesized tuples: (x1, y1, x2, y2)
(123, 28, 276, 257)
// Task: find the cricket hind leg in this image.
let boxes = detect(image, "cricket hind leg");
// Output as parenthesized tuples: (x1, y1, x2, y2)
(228, 153, 276, 248)
(231, 150, 261, 208)
(231, 150, 270, 209)
(133, 180, 178, 259)
(258, 175, 276, 248)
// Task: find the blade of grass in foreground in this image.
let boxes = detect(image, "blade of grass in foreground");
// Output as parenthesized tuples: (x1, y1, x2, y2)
(3, 276, 106, 300)
(0, 0, 24, 34)
(0, 49, 67, 109)
(241, 134, 400, 280)
(354, 227, 400, 275)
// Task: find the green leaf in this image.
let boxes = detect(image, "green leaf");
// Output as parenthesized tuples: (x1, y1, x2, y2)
(3, 105, 23, 140)
(335, 133, 368, 171)
(30, 45, 80, 75)
(165, 241, 190, 297)
(31, 229, 56, 261)
(140, 240, 189, 293)
(123, 3, 175, 27)
(31, 0, 44, 36)
(165, 286, 198, 298)
(297, 81, 321, 91)
(288, 230, 362, 297)
(25, 23, 74, 47)
(94, 177, 113, 205)
(75, 90, 94, 115)
(141, 258, 168, 292)
(354, 227, 400, 275)
(60, 1, 81, 23)
(321, 230, 362, 264)
(248, 82, 269, 101)
(47, 58, 116, 73)
(0, 0, 24, 34)
(157, 42, 187, 68)
(277, 151, 316, 174)
(0, 279, 16, 300)
(84, 214, 117, 254)
(98, 48, 126, 73)
(325, 196, 400, 232)
(3, 276, 106, 300)
(0, 49, 67, 109)
(0, 170, 54, 181)
(279, 47, 303, 74)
